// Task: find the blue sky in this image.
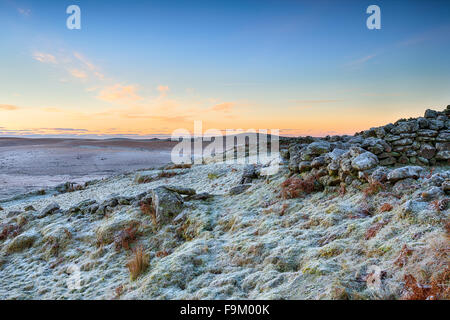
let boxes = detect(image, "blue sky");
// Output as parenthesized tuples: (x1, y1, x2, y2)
(1, 0, 450, 137)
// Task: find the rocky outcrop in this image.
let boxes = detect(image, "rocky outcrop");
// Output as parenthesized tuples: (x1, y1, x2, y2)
(37, 203, 60, 219)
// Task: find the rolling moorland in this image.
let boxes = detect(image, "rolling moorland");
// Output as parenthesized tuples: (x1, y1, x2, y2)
(0, 106, 448, 299)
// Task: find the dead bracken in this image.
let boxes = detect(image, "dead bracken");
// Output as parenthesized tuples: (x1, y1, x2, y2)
(280, 174, 321, 199)
(114, 226, 138, 251)
(379, 203, 393, 212)
(365, 219, 390, 240)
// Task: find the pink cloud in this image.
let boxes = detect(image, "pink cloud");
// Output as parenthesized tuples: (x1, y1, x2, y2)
(157, 85, 169, 97)
(33, 52, 57, 64)
(0, 104, 20, 111)
(211, 102, 235, 113)
(98, 84, 142, 103)
(69, 69, 88, 79)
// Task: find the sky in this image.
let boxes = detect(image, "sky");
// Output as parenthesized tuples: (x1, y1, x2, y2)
(1, 0, 450, 138)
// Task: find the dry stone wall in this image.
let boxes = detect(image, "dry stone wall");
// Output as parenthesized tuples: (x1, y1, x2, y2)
(281, 106, 450, 188)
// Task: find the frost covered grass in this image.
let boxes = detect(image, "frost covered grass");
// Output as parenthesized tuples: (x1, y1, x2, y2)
(0, 158, 448, 300)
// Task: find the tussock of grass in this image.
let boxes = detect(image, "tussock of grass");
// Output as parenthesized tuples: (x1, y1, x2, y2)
(140, 203, 157, 225)
(127, 246, 149, 281)
(207, 173, 220, 180)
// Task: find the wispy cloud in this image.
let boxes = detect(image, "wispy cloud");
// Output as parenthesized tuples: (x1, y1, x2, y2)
(73, 52, 104, 80)
(33, 52, 57, 64)
(97, 84, 142, 103)
(157, 85, 169, 98)
(17, 8, 31, 16)
(346, 54, 377, 67)
(32, 51, 106, 82)
(398, 25, 450, 47)
(211, 102, 235, 113)
(0, 104, 20, 111)
(69, 69, 88, 79)
(42, 107, 62, 112)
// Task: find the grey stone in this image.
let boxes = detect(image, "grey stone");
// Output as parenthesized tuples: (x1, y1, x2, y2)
(340, 158, 353, 174)
(387, 166, 423, 182)
(324, 148, 347, 162)
(435, 150, 450, 160)
(406, 150, 417, 157)
(311, 156, 326, 169)
(327, 161, 340, 175)
(305, 141, 331, 156)
(436, 131, 450, 142)
(399, 133, 417, 138)
(38, 203, 60, 219)
(442, 181, 450, 194)
(240, 165, 258, 184)
(392, 138, 413, 146)
(361, 137, 391, 154)
(390, 121, 419, 134)
(151, 187, 184, 226)
(379, 157, 396, 166)
(351, 152, 379, 171)
(428, 119, 444, 130)
(186, 193, 213, 201)
(164, 185, 196, 196)
(68, 199, 97, 214)
(417, 157, 429, 165)
(375, 127, 386, 138)
(417, 129, 438, 137)
(369, 167, 390, 184)
(393, 145, 413, 152)
(349, 146, 366, 157)
(418, 144, 436, 160)
(385, 134, 402, 142)
(400, 200, 428, 218)
(298, 161, 312, 173)
(424, 109, 438, 119)
(417, 117, 429, 129)
(416, 136, 436, 142)
(436, 142, 450, 151)
(279, 149, 289, 160)
(392, 178, 418, 194)
(288, 154, 302, 172)
(421, 186, 444, 201)
(378, 152, 400, 159)
(229, 184, 252, 196)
